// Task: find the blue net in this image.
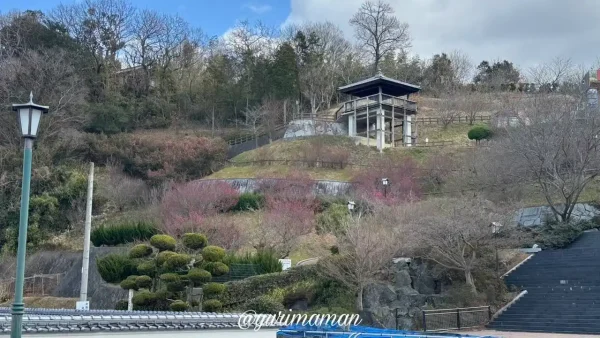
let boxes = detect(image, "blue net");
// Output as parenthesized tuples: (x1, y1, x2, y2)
(277, 324, 498, 338)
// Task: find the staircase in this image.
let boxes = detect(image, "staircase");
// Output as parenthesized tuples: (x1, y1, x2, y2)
(489, 231, 600, 334)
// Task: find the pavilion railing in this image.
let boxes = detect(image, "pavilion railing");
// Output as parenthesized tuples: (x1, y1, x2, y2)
(343, 94, 417, 114)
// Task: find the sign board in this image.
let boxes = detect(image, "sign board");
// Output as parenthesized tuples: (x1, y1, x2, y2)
(76, 301, 89, 310)
(279, 259, 292, 271)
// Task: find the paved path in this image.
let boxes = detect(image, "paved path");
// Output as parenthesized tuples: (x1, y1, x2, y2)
(466, 330, 600, 337)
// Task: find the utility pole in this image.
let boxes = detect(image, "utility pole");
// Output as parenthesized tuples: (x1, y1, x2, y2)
(77, 162, 94, 311)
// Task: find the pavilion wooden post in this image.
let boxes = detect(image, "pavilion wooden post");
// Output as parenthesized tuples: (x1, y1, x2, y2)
(402, 106, 407, 147)
(391, 104, 395, 147)
(366, 98, 370, 147)
(353, 99, 357, 137)
(378, 86, 383, 152)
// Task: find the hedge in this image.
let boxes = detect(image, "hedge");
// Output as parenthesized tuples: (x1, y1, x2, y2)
(97, 254, 138, 284)
(91, 221, 158, 247)
(203, 299, 223, 312)
(219, 265, 319, 307)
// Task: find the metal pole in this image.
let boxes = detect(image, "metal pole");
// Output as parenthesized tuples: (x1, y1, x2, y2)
(456, 308, 461, 330)
(79, 162, 94, 304)
(422, 311, 427, 332)
(11, 138, 33, 338)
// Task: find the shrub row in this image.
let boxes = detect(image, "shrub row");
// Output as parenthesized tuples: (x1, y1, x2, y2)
(91, 220, 158, 247)
(219, 265, 318, 307)
(224, 249, 282, 274)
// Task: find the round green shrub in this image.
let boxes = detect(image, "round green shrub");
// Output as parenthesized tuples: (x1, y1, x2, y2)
(132, 290, 157, 306)
(202, 246, 226, 262)
(187, 268, 211, 286)
(203, 283, 226, 299)
(166, 280, 186, 292)
(204, 262, 229, 276)
(129, 244, 153, 258)
(243, 295, 285, 314)
(159, 273, 180, 283)
(150, 234, 177, 251)
(164, 253, 191, 271)
(232, 192, 264, 211)
(135, 275, 153, 289)
(170, 300, 189, 312)
(119, 275, 139, 290)
(137, 261, 156, 276)
(182, 233, 208, 250)
(202, 299, 223, 312)
(156, 251, 176, 266)
(467, 125, 492, 141)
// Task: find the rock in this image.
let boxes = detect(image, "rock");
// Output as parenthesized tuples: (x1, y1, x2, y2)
(395, 270, 412, 289)
(363, 282, 396, 309)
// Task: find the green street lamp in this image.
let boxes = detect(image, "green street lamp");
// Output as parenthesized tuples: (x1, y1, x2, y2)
(10, 92, 49, 338)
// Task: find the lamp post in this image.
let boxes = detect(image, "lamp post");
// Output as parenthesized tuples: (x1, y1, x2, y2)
(381, 178, 389, 198)
(490, 222, 503, 278)
(10, 93, 49, 338)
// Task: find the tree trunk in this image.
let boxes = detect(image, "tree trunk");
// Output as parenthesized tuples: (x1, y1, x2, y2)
(465, 269, 477, 293)
(356, 286, 364, 311)
(211, 106, 215, 137)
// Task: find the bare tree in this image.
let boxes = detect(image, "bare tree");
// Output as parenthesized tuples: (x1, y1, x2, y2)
(350, 0, 410, 73)
(528, 57, 574, 91)
(407, 198, 512, 293)
(437, 93, 461, 129)
(449, 49, 473, 85)
(321, 212, 400, 311)
(242, 104, 264, 148)
(458, 91, 492, 125)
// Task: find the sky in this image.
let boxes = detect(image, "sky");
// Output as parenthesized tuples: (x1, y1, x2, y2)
(3, 0, 600, 71)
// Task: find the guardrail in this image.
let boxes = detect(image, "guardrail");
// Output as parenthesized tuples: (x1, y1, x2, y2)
(419, 306, 492, 332)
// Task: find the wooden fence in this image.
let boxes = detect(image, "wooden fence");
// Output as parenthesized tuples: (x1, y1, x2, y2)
(414, 115, 491, 125)
(0, 273, 64, 298)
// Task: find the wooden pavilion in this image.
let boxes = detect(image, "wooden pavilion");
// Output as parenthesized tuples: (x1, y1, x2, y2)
(336, 69, 421, 151)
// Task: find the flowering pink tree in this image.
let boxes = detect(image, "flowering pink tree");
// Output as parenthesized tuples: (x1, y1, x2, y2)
(253, 171, 317, 258)
(160, 180, 239, 236)
(253, 200, 315, 258)
(353, 158, 421, 205)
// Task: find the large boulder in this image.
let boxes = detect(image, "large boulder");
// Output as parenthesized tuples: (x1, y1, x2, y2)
(361, 258, 441, 330)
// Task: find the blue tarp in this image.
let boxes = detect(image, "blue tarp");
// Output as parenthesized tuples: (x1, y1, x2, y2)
(277, 324, 497, 338)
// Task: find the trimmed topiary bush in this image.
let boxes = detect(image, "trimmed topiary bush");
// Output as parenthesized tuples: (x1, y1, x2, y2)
(132, 290, 157, 307)
(159, 273, 180, 283)
(203, 283, 226, 299)
(97, 254, 138, 284)
(202, 246, 226, 262)
(156, 251, 176, 266)
(187, 268, 212, 286)
(164, 253, 191, 270)
(166, 280, 186, 292)
(91, 220, 158, 247)
(129, 244, 153, 258)
(202, 299, 223, 312)
(204, 262, 229, 277)
(170, 300, 189, 312)
(231, 193, 264, 211)
(243, 295, 285, 314)
(137, 261, 156, 276)
(119, 275, 139, 290)
(467, 125, 492, 142)
(182, 233, 208, 250)
(150, 234, 177, 251)
(135, 275, 153, 289)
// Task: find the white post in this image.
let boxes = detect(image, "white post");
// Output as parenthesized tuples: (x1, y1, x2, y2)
(78, 162, 94, 309)
(405, 115, 413, 146)
(127, 289, 134, 311)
